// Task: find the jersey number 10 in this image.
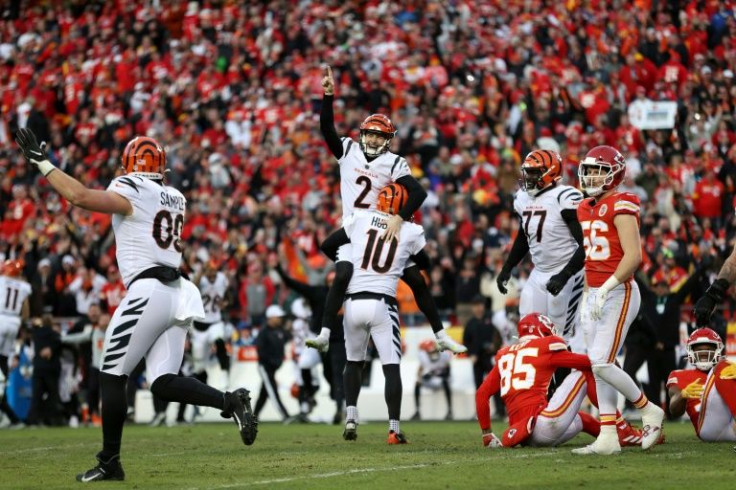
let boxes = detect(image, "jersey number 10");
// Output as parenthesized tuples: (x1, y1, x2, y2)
(361, 229, 398, 273)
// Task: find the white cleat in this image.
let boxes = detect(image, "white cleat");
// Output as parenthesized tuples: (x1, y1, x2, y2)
(437, 336, 467, 354)
(305, 335, 329, 353)
(640, 404, 665, 450)
(572, 434, 621, 455)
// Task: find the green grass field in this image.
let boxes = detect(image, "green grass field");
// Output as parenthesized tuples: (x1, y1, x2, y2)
(1, 421, 733, 489)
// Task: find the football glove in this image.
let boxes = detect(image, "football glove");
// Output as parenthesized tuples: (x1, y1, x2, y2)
(680, 379, 704, 399)
(694, 278, 729, 326)
(482, 432, 503, 448)
(496, 268, 511, 295)
(589, 288, 608, 321)
(15, 128, 55, 176)
(720, 362, 736, 380)
(546, 270, 571, 296)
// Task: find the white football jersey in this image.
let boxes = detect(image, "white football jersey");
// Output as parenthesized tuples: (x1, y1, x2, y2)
(344, 210, 426, 297)
(198, 272, 228, 324)
(513, 185, 583, 273)
(338, 137, 412, 218)
(0, 276, 32, 316)
(107, 175, 186, 287)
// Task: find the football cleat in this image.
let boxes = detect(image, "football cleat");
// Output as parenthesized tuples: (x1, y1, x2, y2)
(572, 433, 621, 455)
(436, 336, 468, 354)
(343, 419, 358, 441)
(388, 430, 408, 444)
(616, 420, 642, 447)
(306, 335, 329, 353)
(76, 454, 125, 483)
(222, 388, 258, 446)
(640, 403, 665, 450)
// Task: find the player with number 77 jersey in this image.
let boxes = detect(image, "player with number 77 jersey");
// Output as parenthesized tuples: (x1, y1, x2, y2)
(475, 313, 642, 448)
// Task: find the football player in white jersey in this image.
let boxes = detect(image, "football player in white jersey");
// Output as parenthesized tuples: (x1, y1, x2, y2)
(339, 184, 429, 444)
(308, 65, 465, 356)
(496, 150, 586, 353)
(0, 259, 31, 427)
(15, 129, 256, 482)
(191, 259, 231, 387)
(412, 339, 453, 421)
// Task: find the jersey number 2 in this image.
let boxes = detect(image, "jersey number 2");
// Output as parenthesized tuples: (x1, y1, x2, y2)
(153, 210, 184, 253)
(361, 229, 398, 273)
(354, 176, 371, 209)
(497, 347, 539, 396)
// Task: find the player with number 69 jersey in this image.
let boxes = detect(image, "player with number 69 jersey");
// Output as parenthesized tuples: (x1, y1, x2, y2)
(497, 150, 586, 352)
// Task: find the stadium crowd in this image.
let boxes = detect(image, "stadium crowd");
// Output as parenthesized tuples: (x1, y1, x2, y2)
(1, 0, 736, 425)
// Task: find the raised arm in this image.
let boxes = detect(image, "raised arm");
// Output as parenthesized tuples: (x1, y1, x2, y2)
(320, 65, 344, 159)
(15, 128, 132, 216)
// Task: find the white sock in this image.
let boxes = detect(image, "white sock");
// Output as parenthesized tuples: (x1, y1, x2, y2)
(318, 327, 331, 339)
(347, 406, 358, 422)
(599, 425, 617, 437)
(389, 419, 400, 433)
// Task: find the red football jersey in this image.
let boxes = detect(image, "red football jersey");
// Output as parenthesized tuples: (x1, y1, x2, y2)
(666, 368, 707, 430)
(577, 191, 641, 287)
(476, 335, 591, 446)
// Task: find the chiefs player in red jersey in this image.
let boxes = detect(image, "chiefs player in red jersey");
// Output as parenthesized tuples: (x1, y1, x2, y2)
(574, 145, 665, 455)
(475, 313, 643, 448)
(667, 328, 736, 442)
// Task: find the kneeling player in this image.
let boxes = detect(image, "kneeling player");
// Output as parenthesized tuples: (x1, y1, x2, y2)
(476, 313, 642, 448)
(667, 328, 736, 442)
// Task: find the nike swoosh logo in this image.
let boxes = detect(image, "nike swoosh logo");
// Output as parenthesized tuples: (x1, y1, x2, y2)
(30, 151, 43, 156)
(81, 473, 100, 482)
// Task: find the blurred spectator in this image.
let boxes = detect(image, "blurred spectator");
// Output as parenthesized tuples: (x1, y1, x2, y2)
(25, 315, 63, 426)
(254, 305, 290, 422)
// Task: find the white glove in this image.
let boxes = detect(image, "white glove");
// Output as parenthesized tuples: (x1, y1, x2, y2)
(482, 432, 503, 448)
(590, 289, 607, 321)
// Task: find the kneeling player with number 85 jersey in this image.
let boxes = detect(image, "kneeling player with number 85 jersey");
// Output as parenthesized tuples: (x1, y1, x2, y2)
(15, 129, 257, 483)
(475, 313, 642, 449)
(340, 184, 431, 445)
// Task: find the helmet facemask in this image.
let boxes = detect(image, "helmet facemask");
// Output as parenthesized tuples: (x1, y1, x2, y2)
(687, 342, 723, 371)
(521, 166, 549, 196)
(578, 161, 623, 197)
(360, 129, 392, 157)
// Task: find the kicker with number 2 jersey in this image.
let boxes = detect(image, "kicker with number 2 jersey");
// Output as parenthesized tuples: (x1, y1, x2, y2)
(577, 191, 640, 288)
(666, 369, 708, 429)
(338, 137, 411, 218)
(107, 175, 186, 287)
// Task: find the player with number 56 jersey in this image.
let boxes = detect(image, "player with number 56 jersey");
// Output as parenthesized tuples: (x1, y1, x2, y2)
(574, 145, 665, 456)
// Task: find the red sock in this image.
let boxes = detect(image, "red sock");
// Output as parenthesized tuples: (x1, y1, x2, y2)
(579, 411, 600, 437)
(715, 363, 736, 417)
(583, 371, 599, 407)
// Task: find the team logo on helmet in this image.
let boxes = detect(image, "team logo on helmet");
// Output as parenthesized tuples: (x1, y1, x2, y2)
(359, 114, 396, 157)
(516, 313, 559, 339)
(377, 183, 408, 215)
(520, 149, 563, 197)
(578, 145, 626, 197)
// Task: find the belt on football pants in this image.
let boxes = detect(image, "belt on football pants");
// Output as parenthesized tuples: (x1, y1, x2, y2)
(128, 266, 183, 288)
(346, 292, 398, 307)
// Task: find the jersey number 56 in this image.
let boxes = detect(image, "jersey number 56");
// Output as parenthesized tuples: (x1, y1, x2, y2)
(581, 220, 610, 261)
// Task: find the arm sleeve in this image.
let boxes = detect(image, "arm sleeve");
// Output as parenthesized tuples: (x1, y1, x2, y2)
(501, 222, 530, 273)
(408, 249, 431, 271)
(395, 175, 427, 221)
(475, 366, 501, 432)
(549, 351, 592, 370)
(559, 208, 585, 276)
(320, 95, 344, 159)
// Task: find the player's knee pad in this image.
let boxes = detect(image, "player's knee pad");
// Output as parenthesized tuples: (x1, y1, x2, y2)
(150, 373, 178, 401)
(591, 363, 614, 379)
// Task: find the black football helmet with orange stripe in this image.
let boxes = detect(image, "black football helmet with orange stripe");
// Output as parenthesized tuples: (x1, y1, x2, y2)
(377, 183, 408, 215)
(359, 114, 396, 157)
(121, 136, 166, 180)
(520, 149, 563, 196)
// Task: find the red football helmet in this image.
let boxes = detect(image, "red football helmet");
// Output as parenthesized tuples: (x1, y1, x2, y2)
(419, 339, 438, 353)
(517, 313, 559, 339)
(520, 149, 563, 196)
(577, 145, 626, 197)
(686, 328, 723, 371)
(359, 114, 396, 157)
